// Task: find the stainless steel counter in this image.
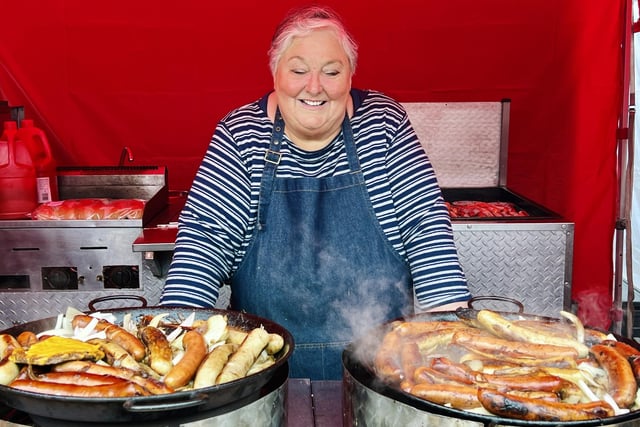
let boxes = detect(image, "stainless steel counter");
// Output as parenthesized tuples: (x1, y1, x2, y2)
(0, 379, 343, 427)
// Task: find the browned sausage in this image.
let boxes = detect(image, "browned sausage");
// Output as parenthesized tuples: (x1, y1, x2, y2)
(164, 330, 207, 389)
(52, 360, 174, 395)
(477, 387, 614, 421)
(603, 339, 640, 383)
(16, 331, 38, 348)
(373, 329, 403, 383)
(429, 357, 479, 385)
(72, 314, 146, 361)
(480, 372, 572, 394)
(452, 329, 579, 359)
(9, 378, 148, 397)
(591, 344, 638, 408)
(409, 383, 481, 409)
(139, 325, 173, 375)
(30, 372, 125, 386)
(400, 342, 422, 385)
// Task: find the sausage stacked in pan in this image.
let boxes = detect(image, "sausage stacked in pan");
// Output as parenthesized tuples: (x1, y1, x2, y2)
(0, 310, 285, 397)
(374, 309, 640, 422)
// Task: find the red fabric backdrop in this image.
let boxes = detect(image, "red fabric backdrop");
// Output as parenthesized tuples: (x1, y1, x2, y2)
(0, 0, 625, 329)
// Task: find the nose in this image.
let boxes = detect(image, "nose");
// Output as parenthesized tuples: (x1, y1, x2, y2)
(305, 72, 322, 95)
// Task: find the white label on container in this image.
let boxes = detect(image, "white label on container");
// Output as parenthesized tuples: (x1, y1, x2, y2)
(36, 177, 52, 203)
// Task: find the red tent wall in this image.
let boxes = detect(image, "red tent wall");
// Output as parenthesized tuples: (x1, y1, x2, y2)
(0, 0, 624, 329)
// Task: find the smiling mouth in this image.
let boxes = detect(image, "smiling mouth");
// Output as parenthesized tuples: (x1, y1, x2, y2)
(300, 99, 326, 106)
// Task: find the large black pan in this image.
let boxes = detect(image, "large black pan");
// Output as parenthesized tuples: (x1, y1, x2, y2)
(0, 300, 294, 424)
(343, 307, 640, 427)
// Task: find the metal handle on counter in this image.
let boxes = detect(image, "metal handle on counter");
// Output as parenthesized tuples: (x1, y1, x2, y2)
(88, 295, 148, 311)
(467, 295, 524, 313)
(123, 393, 208, 412)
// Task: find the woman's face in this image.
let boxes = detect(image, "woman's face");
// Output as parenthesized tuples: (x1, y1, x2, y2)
(274, 28, 352, 148)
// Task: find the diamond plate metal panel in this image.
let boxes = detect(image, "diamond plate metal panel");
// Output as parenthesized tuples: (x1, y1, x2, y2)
(403, 102, 504, 188)
(453, 222, 574, 317)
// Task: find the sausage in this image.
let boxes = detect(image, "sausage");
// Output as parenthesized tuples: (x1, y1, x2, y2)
(414, 328, 462, 353)
(52, 360, 174, 395)
(475, 310, 589, 357)
(217, 327, 270, 384)
(429, 357, 479, 385)
(591, 343, 638, 408)
(413, 366, 473, 386)
(394, 321, 469, 337)
(0, 334, 23, 385)
(9, 378, 148, 397)
(139, 326, 173, 375)
(409, 383, 481, 409)
(373, 329, 403, 383)
(0, 334, 23, 359)
(477, 387, 614, 421)
(164, 330, 207, 389)
(193, 343, 236, 389)
(72, 314, 146, 361)
(16, 331, 38, 348)
(400, 342, 422, 384)
(31, 372, 125, 386)
(87, 338, 141, 372)
(0, 358, 20, 386)
(266, 333, 284, 355)
(452, 329, 579, 359)
(604, 339, 640, 383)
(480, 372, 572, 394)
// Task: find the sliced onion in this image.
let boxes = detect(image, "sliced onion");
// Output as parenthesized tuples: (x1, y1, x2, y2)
(148, 313, 170, 328)
(576, 379, 600, 402)
(560, 310, 585, 343)
(180, 312, 196, 328)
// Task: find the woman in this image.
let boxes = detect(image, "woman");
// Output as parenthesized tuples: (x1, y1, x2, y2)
(160, 5, 471, 380)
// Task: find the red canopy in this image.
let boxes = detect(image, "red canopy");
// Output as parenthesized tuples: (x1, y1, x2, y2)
(0, 0, 625, 328)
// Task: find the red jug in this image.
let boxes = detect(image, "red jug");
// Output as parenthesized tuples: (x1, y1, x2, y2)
(0, 121, 38, 219)
(17, 119, 58, 202)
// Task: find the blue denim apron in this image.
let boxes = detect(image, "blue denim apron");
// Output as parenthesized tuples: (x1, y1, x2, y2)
(231, 110, 412, 380)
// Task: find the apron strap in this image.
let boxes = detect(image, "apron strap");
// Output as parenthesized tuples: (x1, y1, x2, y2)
(257, 109, 285, 230)
(257, 109, 360, 229)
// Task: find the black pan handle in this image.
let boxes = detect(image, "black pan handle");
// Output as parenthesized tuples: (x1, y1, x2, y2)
(88, 295, 148, 311)
(122, 393, 208, 412)
(467, 295, 524, 313)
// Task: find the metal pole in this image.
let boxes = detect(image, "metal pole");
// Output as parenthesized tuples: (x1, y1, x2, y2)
(613, 0, 634, 336)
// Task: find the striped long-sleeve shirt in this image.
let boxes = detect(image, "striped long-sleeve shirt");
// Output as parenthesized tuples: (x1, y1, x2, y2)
(160, 89, 470, 310)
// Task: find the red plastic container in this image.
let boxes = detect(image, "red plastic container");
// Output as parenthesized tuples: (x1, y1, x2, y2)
(17, 119, 58, 202)
(0, 121, 38, 219)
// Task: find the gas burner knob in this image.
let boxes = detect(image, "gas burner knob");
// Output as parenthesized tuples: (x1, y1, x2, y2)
(42, 267, 79, 290)
(103, 266, 139, 289)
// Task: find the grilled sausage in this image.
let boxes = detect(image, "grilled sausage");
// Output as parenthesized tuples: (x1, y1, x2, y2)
(139, 325, 173, 375)
(30, 371, 125, 386)
(9, 378, 148, 397)
(409, 383, 481, 409)
(217, 327, 270, 384)
(452, 329, 579, 359)
(52, 360, 174, 395)
(400, 342, 422, 385)
(16, 331, 38, 348)
(193, 343, 236, 389)
(475, 310, 589, 357)
(72, 315, 146, 361)
(373, 329, 403, 383)
(603, 339, 640, 383)
(591, 343, 638, 408)
(87, 338, 141, 372)
(477, 387, 614, 421)
(164, 330, 207, 389)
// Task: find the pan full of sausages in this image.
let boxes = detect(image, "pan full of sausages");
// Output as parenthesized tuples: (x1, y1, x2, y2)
(343, 308, 640, 426)
(0, 305, 293, 424)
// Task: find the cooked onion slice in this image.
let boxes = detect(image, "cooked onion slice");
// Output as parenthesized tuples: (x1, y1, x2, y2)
(560, 310, 585, 344)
